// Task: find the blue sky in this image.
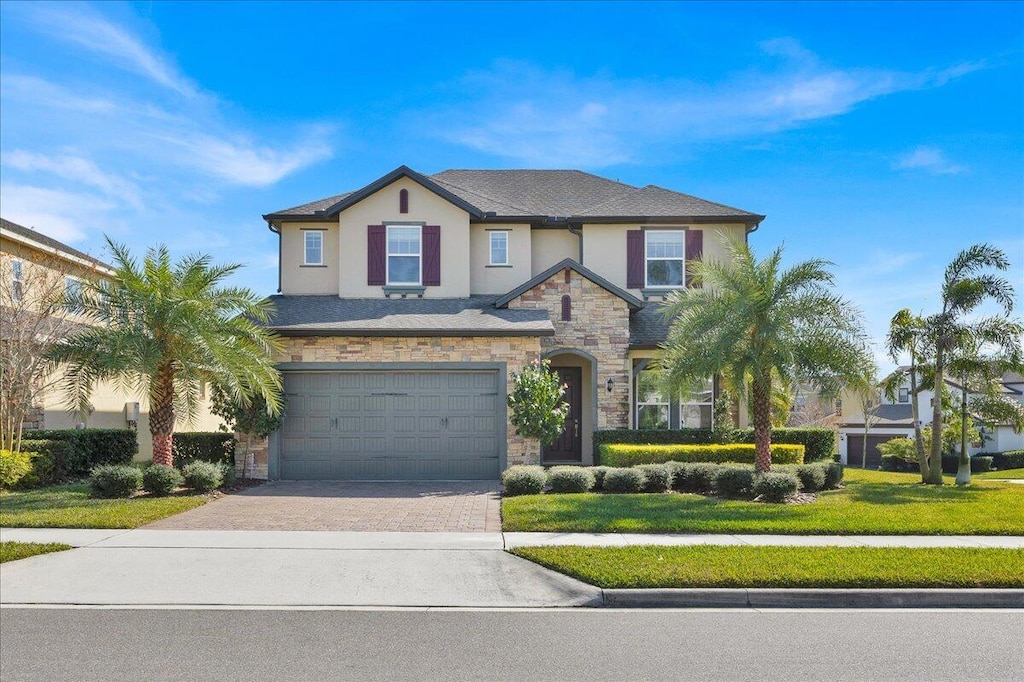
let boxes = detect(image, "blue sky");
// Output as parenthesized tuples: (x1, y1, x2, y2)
(1, 1, 1021, 371)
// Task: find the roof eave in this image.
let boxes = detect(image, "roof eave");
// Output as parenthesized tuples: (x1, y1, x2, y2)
(271, 327, 554, 338)
(572, 214, 766, 225)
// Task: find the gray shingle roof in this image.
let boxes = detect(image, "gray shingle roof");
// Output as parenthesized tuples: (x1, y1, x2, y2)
(267, 295, 553, 336)
(266, 168, 762, 222)
(1, 217, 111, 269)
(840, 403, 915, 427)
(629, 303, 673, 349)
(495, 258, 644, 310)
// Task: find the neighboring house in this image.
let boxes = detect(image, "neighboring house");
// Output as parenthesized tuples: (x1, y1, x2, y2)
(837, 368, 1024, 467)
(0, 218, 222, 460)
(257, 165, 764, 480)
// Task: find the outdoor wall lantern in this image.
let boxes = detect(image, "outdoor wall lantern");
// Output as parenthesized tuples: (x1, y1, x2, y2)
(606, 377, 615, 393)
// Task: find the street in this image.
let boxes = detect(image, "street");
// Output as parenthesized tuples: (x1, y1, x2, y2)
(1, 607, 1021, 681)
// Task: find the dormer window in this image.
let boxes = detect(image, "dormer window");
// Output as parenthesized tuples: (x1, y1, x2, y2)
(645, 230, 684, 288)
(387, 225, 421, 285)
(304, 230, 324, 265)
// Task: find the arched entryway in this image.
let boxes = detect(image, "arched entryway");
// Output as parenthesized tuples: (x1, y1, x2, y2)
(542, 348, 598, 465)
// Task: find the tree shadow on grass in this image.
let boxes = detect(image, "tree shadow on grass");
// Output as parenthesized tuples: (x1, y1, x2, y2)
(844, 481, 989, 505)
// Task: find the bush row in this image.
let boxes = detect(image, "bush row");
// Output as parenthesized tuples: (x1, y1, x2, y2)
(88, 461, 232, 498)
(172, 432, 236, 467)
(501, 460, 842, 502)
(980, 450, 1024, 470)
(20, 429, 137, 483)
(593, 428, 835, 462)
(597, 443, 805, 467)
(880, 454, 995, 474)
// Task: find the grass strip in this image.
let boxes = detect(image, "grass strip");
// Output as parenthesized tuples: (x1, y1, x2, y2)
(511, 545, 1024, 589)
(0, 483, 207, 529)
(502, 468, 1024, 535)
(975, 468, 1024, 480)
(0, 542, 72, 563)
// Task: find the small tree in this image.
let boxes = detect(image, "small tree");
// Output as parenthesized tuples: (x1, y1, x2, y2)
(849, 364, 883, 468)
(507, 359, 569, 462)
(210, 383, 284, 477)
(884, 309, 931, 481)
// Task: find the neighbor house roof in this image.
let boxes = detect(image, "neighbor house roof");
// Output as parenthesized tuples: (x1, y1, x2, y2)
(265, 167, 763, 224)
(840, 403, 915, 428)
(266, 295, 554, 337)
(1, 217, 112, 271)
(494, 258, 644, 310)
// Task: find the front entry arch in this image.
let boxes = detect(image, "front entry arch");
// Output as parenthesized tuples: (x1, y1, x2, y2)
(542, 348, 599, 465)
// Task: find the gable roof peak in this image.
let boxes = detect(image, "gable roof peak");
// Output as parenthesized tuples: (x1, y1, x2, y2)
(494, 257, 644, 310)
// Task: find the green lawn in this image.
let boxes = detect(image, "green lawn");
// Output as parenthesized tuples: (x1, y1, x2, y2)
(511, 545, 1024, 588)
(502, 468, 1024, 535)
(0, 483, 207, 528)
(0, 542, 72, 563)
(975, 468, 1024, 480)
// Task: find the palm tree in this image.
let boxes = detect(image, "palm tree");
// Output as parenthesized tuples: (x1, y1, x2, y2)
(883, 309, 930, 481)
(47, 238, 282, 467)
(923, 244, 1018, 485)
(660, 233, 870, 473)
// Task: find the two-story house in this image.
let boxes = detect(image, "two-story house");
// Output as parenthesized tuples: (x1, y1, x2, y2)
(0, 218, 222, 461)
(258, 165, 764, 481)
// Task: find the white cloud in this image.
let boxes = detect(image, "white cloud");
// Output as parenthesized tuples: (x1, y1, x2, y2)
(425, 44, 985, 167)
(3, 150, 143, 209)
(894, 146, 967, 175)
(0, 183, 116, 244)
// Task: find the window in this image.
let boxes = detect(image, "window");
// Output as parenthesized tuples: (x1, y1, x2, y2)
(65, 276, 83, 314)
(387, 225, 421, 285)
(898, 387, 909, 403)
(11, 260, 23, 302)
(636, 370, 669, 429)
(303, 231, 324, 265)
(680, 377, 714, 429)
(399, 188, 409, 214)
(645, 230, 684, 288)
(489, 231, 509, 265)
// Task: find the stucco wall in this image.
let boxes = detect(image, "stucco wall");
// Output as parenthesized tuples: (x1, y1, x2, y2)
(469, 223, 532, 294)
(531, 228, 579, 275)
(279, 222, 340, 295)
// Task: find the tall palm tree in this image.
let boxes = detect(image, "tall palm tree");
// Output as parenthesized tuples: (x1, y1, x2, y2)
(47, 238, 282, 467)
(660, 233, 870, 472)
(923, 244, 1018, 485)
(883, 309, 930, 481)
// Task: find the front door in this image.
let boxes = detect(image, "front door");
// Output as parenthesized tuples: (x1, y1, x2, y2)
(542, 367, 583, 462)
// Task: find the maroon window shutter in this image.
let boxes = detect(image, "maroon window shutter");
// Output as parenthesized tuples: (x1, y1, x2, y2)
(367, 225, 386, 285)
(422, 225, 441, 286)
(685, 229, 703, 288)
(626, 230, 644, 288)
(561, 295, 572, 321)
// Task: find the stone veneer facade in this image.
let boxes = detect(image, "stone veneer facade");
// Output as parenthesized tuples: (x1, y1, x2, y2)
(507, 268, 632, 430)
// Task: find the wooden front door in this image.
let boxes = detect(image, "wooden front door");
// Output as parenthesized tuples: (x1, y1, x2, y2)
(543, 367, 583, 462)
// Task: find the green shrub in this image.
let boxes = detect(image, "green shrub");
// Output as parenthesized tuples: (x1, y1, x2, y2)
(671, 462, 720, 494)
(502, 465, 547, 496)
(547, 466, 595, 494)
(635, 464, 672, 493)
(823, 462, 845, 490)
(986, 450, 1024, 470)
(602, 467, 646, 493)
(713, 466, 755, 498)
(0, 450, 34, 488)
(590, 466, 611, 491)
(879, 454, 902, 472)
(597, 443, 804, 467)
(941, 455, 996, 475)
(795, 463, 828, 492)
(143, 464, 184, 497)
(172, 432, 235, 467)
(89, 464, 142, 498)
(21, 429, 137, 478)
(181, 461, 224, 493)
(753, 471, 799, 503)
(15, 441, 56, 488)
(219, 461, 236, 487)
(594, 427, 834, 462)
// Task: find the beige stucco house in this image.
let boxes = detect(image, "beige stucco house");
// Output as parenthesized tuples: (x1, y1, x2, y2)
(257, 166, 764, 480)
(0, 218, 222, 460)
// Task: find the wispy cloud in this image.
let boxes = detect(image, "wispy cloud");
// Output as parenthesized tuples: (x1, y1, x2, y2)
(425, 42, 985, 167)
(2, 150, 143, 209)
(0, 184, 115, 244)
(894, 146, 967, 175)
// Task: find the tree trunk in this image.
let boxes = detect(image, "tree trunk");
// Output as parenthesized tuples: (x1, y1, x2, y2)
(150, 363, 176, 467)
(909, 359, 926, 483)
(862, 422, 869, 469)
(955, 379, 972, 486)
(926, 349, 945, 485)
(752, 374, 772, 473)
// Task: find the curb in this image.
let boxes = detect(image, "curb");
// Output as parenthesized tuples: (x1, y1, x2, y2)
(599, 588, 1024, 609)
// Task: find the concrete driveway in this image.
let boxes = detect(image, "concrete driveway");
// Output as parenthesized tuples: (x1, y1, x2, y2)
(144, 481, 502, 532)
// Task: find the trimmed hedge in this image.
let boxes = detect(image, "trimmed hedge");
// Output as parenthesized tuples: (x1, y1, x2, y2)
(754, 471, 799, 503)
(635, 464, 673, 493)
(982, 450, 1024, 470)
(89, 464, 142, 498)
(602, 467, 646, 493)
(941, 455, 994, 475)
(181, 461, 224, 493)
(713, 466, 755, 498)
(0, 450, 33, 488)
(795, 463, 827, 493)
(597, 443, 804, 467)
(594, 427, 834, 462)
(21, 429, 137, 479)
(17, 439, 67, 486)
(172, 432, 235, 467)
(591, 466, 611, 491)
(547, 466, 595, 494)
(502, 465, 547, 496)
(143, 464, 183, 496)
(670, 462, 720, 494)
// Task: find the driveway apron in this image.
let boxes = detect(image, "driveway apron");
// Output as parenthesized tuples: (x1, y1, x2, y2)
(143, 481, 502, 532)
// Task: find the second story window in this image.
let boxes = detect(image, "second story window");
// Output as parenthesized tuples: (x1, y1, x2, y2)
(11, 260, 24, 302)
(645, 230, 684, 288)
(898, 387, 909, 403)
(304, 230, 324, 265)
(65, 276, 83, 314)
(489, 231, 509, 265)
(387, 225, 421, 285)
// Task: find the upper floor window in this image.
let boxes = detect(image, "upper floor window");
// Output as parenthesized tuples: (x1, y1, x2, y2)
(11, 260, 24, 302)
(387, 225, 421, 285)
(645, 230, 684, 288)
(680, 377, 714, 429)
(489, 231, 509, 265)
(65, 276, 83, 314)
(636, 370, 669, 429)
(303, 230, 324, 265)
(898, 387, 909, 403)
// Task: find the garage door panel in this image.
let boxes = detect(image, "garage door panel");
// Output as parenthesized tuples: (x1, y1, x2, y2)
(363, 396, 386, 411)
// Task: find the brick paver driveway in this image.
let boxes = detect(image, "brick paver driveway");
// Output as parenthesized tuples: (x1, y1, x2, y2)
(145, 481, 501, 532)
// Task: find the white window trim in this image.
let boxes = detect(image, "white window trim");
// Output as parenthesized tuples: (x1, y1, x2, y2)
(11, 260, 23, 301)
(303, 230, 324, 266)
(386, 224, 422, 286)
(489, 230, 510, 266)
(644, 229, 686, 289)
(898, 387, 910, 403)
(679, 379, 715, 429)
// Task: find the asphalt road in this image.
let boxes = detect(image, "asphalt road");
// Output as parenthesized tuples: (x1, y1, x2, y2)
(2, 607, 1021, 681)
